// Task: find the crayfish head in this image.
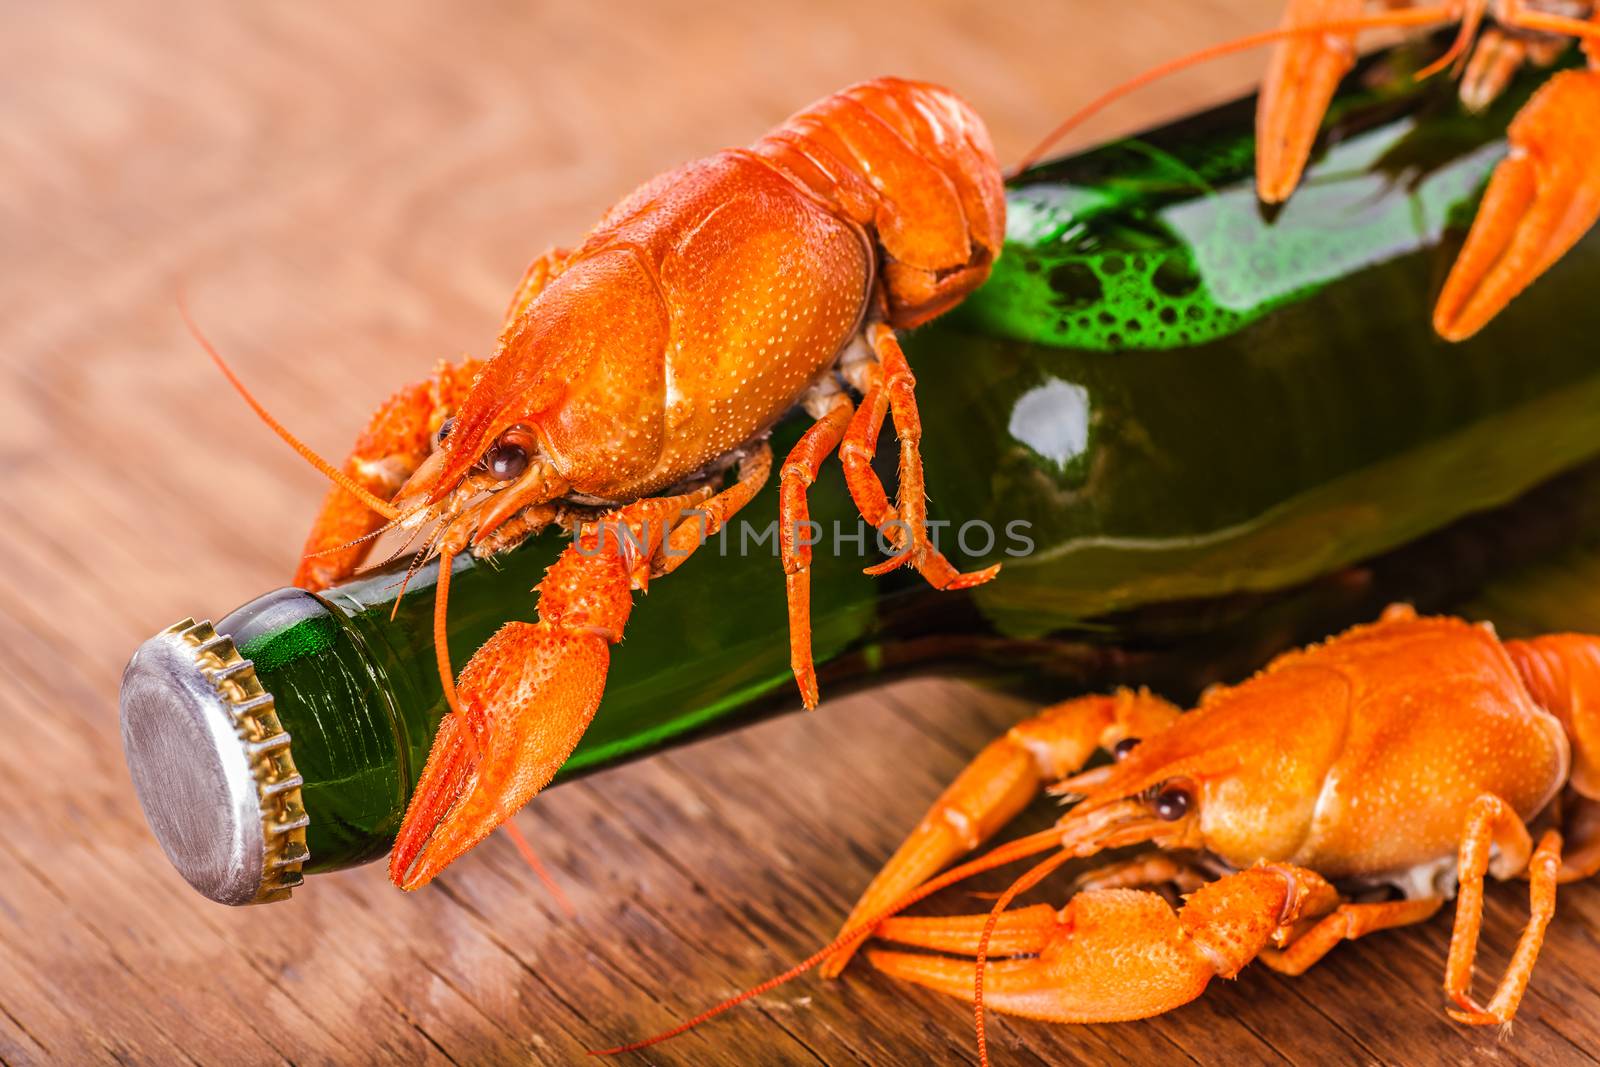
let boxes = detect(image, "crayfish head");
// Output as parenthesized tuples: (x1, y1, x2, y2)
(390, 418, 567, 550)
(1056, 668, 1349, 867)
(1048, 781, 1206, 864)
(1049, 709, 1244, 861)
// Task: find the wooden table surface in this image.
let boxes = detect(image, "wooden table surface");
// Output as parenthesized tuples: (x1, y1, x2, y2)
(7, 2, 1600, 1064)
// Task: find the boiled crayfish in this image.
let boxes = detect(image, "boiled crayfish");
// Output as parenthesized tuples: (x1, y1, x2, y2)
(839, 605, 1600, 1061)
(1021, 1, 1600, 342)
(598, 606, 1600, 1060)
(191, 77, 1006, 890)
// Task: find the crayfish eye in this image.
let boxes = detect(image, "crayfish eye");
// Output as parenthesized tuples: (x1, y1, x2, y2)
(1112, 737, 1140, 760)
(1152, 780, 1193, 821)
(434, 417, 455, 448)
(485, 438, 529, 481)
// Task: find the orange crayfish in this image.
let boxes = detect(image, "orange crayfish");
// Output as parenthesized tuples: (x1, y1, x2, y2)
(599, 606, 1600, 1060)
(189, 77, 1006, 890)
(1019, 1, 1600, 342)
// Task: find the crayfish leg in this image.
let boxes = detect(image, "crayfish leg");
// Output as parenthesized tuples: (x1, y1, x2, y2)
(1460, 28, 1529, 114)
(840, 323, 1000, 590)
(1555, 794, 1600, 882)
(1258, 897, 1443, 976)
(820, 689, 1181, 977)
(779, 391, 855, 710)
(658, 443, 773, 580)
(391, 487, 737, 890)
(1445, 794, 1563, 1025)
(1069, 852, 1211, 895)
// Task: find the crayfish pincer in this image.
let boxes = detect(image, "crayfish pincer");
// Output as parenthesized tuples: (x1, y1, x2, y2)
(599, 606, 1600, 1060)
(1251, 1, 1600, 342)
(192, 77, 1005, 889)
(1013, 3, 1600, 342)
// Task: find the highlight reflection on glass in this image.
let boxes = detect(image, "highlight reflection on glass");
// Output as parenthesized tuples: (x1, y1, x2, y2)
(1008, 378, 1091, 474)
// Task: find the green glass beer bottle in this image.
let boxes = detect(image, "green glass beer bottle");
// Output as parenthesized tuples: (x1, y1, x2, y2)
(122, 46, 1600, 904)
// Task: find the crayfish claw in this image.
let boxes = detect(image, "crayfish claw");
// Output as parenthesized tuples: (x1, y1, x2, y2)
(822, 691, 1182, 978)
(1434, 69, 1600, 342)
(869, 865, 1330, 1025)
(873, 904, 1060, 958)
(389, 621, 608, 890)
(1255, 0, 1362, 205)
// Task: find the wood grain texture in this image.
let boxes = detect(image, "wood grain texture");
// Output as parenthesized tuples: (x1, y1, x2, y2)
(4, 2, 1599, 1064)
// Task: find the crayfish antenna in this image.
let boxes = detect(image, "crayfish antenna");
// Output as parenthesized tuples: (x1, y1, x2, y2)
(1010, 5, 1458, 177)
(304, 519, 403, 560)
(431, 545, 468, 727)
(388, 526, 445, 621)
(306, 499, 439, 564)
(588, 827, 1065, 1057)
(1414, 0, 1489, 81)
(178, 296, 401, 521)
(501, 819, 577, 919)
(973, 849, 1077, 1067)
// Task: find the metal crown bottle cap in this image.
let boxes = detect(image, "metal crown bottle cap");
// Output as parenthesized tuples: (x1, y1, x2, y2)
(120, 618, 309, 905)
